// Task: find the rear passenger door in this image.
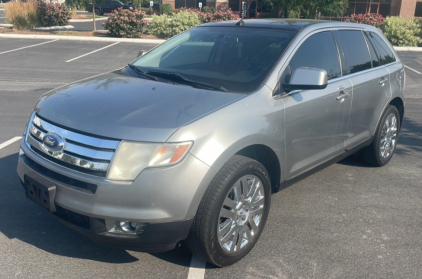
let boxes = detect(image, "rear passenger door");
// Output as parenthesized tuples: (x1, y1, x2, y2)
(333, 30, 391, 149)
(282, 31, 353, 179)
(367, 32, 405, 104)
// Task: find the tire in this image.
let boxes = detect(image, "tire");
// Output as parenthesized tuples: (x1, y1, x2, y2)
(361, 105, 400, 167)
(94, 9, 100, 15)
(186, 155, 271, 267)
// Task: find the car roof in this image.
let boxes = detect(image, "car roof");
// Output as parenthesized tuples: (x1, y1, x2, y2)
(199, 19, 378, 32)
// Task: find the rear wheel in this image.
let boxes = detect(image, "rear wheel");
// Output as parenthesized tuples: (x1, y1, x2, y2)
(94, 9, 100, 15)
(361, 105, 400, 166)
(186, 155, 271, 267)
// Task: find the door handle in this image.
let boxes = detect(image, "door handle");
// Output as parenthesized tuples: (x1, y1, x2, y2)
(336, 91, 350, 100)
(379, 78, 387, 86)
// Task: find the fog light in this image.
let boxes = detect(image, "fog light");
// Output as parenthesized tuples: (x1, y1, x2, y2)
(130, 222, 148, 235)
(108, 220, 148, 235)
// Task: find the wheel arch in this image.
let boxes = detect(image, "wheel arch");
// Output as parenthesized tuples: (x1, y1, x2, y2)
(235, 144, 281, 193)
(389, 97, 404, 128)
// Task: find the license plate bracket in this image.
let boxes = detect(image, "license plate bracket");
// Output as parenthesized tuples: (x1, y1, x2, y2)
(25, 173, 56, 213)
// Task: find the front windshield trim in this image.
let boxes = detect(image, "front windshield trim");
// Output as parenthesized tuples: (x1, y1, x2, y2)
(132, 27, 298, 94)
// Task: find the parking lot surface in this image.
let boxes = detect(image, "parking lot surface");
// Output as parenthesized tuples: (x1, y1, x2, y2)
(0, 38, 421, 279)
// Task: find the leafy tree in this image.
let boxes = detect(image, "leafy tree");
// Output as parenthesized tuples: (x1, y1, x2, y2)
(264, 0, 348, 19)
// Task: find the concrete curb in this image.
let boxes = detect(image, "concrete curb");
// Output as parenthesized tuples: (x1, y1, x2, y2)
(0, 23, 12, 28)
(69, 17, 108, 23)
(394, 46, 422, 52)
(33, 25, 74, 31)
(0, 33, 166, 44)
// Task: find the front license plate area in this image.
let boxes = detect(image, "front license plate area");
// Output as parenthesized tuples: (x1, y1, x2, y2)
(25, 174, 56, 213)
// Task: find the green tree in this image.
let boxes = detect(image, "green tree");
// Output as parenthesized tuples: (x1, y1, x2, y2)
(264, 0, 348, 19)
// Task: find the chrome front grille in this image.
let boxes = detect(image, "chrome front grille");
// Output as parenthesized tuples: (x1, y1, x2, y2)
(25, 114, 120, 177)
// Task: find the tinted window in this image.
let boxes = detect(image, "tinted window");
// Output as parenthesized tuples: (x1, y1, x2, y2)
(364, 32, 381, 68)
(133, 27, 296, 93)
(289, 32, 341, 80)
(367, 32, 396, 65)
(337, 30, 372, 74)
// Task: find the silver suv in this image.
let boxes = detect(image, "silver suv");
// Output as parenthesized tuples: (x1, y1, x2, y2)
(17, 19, 405, 267)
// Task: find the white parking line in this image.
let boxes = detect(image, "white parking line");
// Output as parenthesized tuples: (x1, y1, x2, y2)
(65, 42, 120, 62)
(404, 65, 422, 75)
(187, 254, 206, 279)
(0, 137, 22, 150)
(0, 40, 58, 55)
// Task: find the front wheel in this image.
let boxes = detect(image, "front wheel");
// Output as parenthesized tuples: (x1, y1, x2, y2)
(361, 105, 400, 166)
(186, 155, 271, 267)
(94, 9, 100, 15)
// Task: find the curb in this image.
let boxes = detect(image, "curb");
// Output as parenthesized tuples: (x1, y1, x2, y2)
(393, 46, 422, 52)
(69, 18, 108, 23)
(33, 25, 74, 31)
(0, 33, 166, 44)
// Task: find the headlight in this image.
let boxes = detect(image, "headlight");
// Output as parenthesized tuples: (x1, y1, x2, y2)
(107, 141, 193, 181)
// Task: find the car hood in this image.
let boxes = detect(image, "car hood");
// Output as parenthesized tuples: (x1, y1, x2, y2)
(35, 72, 244, 142)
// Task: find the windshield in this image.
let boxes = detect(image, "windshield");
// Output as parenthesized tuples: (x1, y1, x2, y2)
(132, 27, 297, 93)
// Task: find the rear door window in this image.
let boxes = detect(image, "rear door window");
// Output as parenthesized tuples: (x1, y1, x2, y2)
(366, 32, 396, 65)
(289, 31, 341, 80)
(336, 30, 372, 75)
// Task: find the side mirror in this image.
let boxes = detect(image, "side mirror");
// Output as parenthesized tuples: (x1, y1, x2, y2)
(137, 50, 148, 58)
(283, 67, 328, 92)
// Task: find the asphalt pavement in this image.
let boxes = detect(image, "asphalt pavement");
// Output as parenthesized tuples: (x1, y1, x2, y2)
(0, 38, 421, 279)
(0, 10, 6, 24)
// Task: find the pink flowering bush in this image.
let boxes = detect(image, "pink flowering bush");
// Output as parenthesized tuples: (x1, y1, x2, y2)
(344, 13, 384, 28)
(37, 1, 71, 27)
(104, 8, 148, 38)
(174, 8, 239, 24)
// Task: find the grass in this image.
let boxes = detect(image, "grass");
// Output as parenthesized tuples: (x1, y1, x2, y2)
(5, 1, 38, 30)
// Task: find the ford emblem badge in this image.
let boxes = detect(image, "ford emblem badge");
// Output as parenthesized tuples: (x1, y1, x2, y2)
(42, 133, 65, 152)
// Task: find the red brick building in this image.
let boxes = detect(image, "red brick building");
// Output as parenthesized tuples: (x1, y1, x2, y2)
(163, 0, 422, 18)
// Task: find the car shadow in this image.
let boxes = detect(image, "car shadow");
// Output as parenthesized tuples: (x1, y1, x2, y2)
(0, 153, 193, 267)
(338, 116, 422, 168)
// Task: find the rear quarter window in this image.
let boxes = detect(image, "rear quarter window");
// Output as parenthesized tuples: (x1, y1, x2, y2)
(366, 32, 396, 65)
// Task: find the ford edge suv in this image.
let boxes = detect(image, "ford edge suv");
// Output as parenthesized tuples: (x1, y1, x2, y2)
(17, 19, 405, 267)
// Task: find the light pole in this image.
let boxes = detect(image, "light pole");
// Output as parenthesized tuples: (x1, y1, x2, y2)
(92, 0, 96, 32)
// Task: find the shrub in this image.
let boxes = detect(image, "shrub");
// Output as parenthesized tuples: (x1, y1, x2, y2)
(202, 6, 215, 14)
(382, 16, 422, 47)
(161, 3, 173, 15)
(344, 13, 384, 28)
(147, 14, 170, 37)
(207, 9, 239, 22)
(104, 7, 148, 38)
(148, 10, 200, 38)
(37, 2, 72, 27)
(174, 8, 238, 23)
(5, 1, 38, 30)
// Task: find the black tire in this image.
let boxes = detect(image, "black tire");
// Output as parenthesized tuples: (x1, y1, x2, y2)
(94, 9, 100, 15)
(186, 155, 271, 267)
(361, 105, 400, 166)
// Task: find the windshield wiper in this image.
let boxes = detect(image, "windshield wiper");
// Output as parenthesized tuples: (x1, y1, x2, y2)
(145, 71, 228, 92)
(127, 64, 158, 81)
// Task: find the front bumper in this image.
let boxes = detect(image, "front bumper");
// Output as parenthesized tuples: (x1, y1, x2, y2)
(17, 139, 216, 252)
